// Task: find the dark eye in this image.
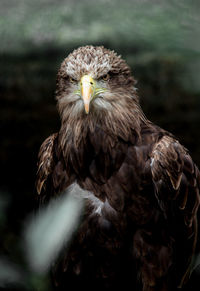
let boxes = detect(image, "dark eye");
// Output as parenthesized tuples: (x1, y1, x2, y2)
(69, 77, 76, 83)
(101, 73, 110, 81)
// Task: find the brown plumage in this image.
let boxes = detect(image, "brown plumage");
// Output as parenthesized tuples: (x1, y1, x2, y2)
(36, 46, 200, 291)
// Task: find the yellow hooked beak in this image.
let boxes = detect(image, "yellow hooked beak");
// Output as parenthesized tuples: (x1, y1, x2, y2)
(80, 75, 95, 114)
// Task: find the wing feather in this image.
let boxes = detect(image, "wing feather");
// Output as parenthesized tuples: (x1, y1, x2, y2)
(36, 133, 58, 195)
(151, 135, 200, 222)
(150, 135, 200, 286)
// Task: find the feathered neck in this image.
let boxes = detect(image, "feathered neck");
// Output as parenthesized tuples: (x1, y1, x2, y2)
(57, 92, 148, 159)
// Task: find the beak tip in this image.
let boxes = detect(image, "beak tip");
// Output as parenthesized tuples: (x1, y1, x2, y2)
(84, 104, 90, 114)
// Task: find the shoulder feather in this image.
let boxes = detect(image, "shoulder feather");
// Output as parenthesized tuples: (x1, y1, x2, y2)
(36, 133, 58, 195)
(151, 135, 200, 225)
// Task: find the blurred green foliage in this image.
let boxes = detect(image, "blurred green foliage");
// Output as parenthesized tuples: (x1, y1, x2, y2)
(0, 0, 200, 290)
(0, 0, 200, 54)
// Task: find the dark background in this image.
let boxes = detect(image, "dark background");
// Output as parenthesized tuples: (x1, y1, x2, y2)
(0, 0, 200, 290)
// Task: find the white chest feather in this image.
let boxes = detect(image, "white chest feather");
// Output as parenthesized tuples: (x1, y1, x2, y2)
(69, 183, 104, 216)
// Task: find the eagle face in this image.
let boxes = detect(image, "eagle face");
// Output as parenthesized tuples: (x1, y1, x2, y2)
(56, 46, 137, 117)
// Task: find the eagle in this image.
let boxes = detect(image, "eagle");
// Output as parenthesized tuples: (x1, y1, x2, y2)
(36, 46, 200, 291)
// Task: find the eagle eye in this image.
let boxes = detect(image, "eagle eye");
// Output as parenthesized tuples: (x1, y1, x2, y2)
(69, 77, 76, 83)
(101, 73, 110, 81)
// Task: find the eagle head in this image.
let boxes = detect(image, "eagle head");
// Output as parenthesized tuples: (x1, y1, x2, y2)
(56, 46, 138, 118)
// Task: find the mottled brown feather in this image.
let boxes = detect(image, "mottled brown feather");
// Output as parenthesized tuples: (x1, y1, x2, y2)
(36, 133, 58, 195)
